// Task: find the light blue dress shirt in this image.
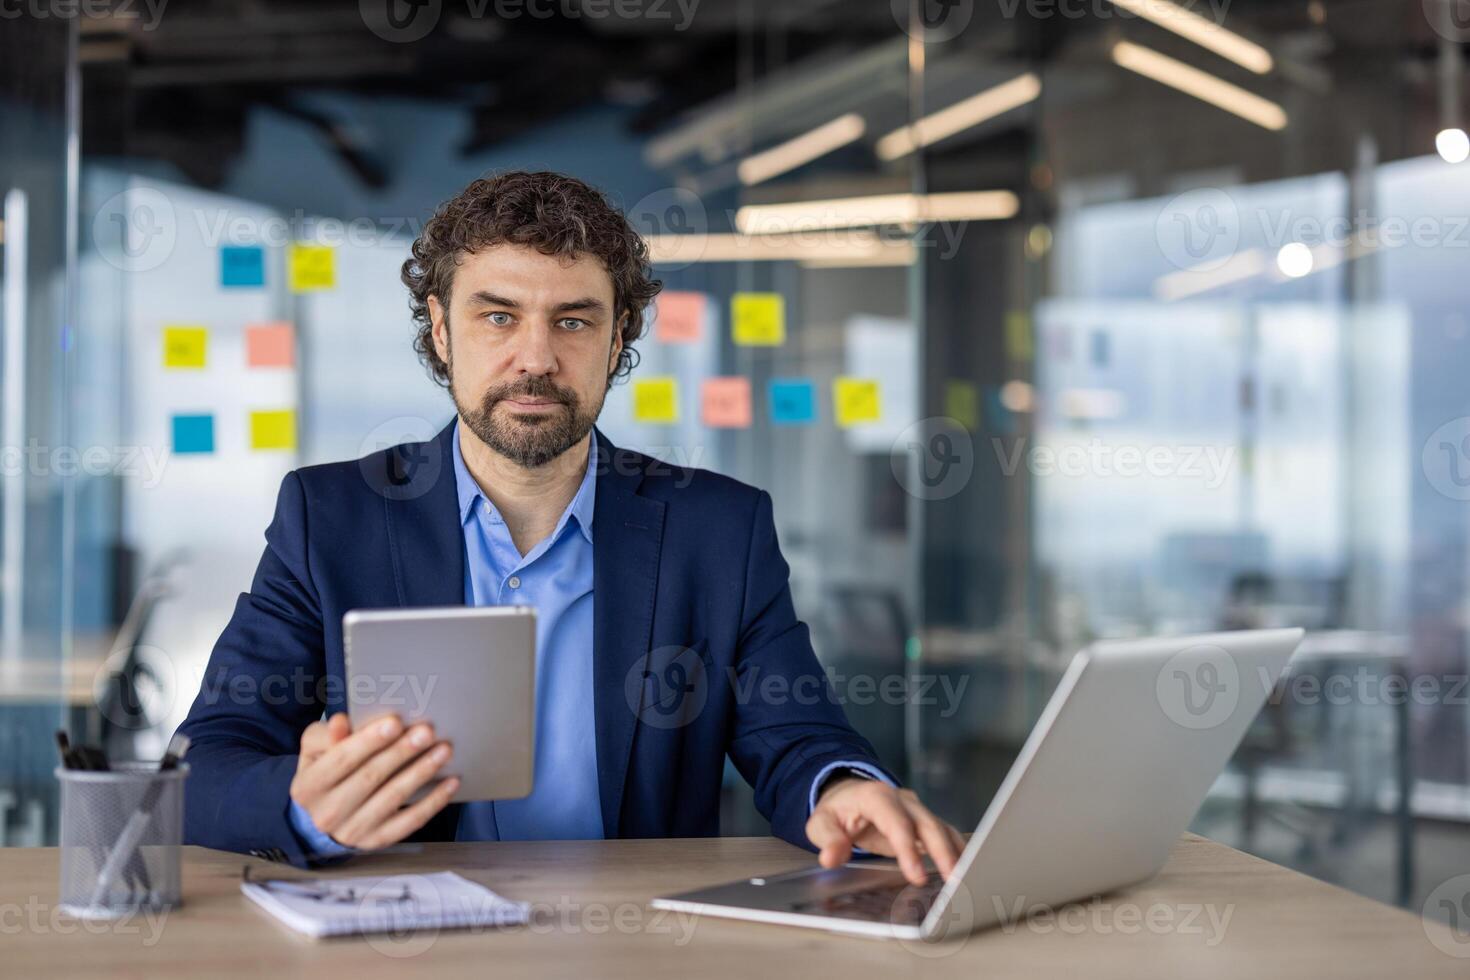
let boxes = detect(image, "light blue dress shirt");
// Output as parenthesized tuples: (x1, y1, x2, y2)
(450, 423, 603, 842)
(288, 422, 891, 858)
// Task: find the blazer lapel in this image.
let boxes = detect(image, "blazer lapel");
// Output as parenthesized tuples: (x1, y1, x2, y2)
(383, 419, 466, 609)
(590, 427, 665, 838)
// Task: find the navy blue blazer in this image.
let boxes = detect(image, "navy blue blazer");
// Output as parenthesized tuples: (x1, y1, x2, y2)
(177, 420, 894, 864)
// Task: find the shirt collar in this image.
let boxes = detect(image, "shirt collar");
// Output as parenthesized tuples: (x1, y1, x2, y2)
(451, 419, 596, 544)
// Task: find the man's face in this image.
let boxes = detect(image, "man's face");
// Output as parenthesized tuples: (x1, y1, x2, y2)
(430, 243, 624, 469)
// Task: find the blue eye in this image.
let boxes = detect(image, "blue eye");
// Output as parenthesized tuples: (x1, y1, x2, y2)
(559, 318, 588, 331)
(486, 312, 512, 325)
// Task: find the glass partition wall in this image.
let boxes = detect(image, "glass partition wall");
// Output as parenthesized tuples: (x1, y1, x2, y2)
(909, 0, 1468, 914)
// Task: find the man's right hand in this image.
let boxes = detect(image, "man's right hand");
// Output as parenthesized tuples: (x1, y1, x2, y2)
(289, 712, 458, 851)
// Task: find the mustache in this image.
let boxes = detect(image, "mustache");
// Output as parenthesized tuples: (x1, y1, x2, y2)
(484, 376, 576, 406)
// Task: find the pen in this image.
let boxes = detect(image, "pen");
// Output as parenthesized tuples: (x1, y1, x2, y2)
(87, 733, 190, 909)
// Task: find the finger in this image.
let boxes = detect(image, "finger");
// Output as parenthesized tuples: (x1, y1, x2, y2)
(300, 714, 406, 795)
(805, 807, 854, 869)
(299, 720, 335, 760)
(904, 798, 959, 880)
(864, 794, 927, 885)
(315, 725, 440, 830)
(947, 824, 967, 859)
(326, 712, 352, 743)
(357, 776, 461, 852)
(333, 741, 453, 846)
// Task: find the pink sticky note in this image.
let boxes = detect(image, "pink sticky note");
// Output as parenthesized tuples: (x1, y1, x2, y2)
(246, 322, 295, 368)
(702, 377, 752, 428)
(655, 291, 706, 344)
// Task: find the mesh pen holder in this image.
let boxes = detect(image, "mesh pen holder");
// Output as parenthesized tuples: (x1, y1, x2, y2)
(56, 763, 188, 919)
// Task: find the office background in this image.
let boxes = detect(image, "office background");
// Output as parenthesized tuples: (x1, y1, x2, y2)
(1, 0, 1467, 922)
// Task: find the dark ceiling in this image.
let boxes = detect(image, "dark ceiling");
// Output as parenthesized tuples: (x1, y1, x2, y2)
(75, 0, 1451, 189)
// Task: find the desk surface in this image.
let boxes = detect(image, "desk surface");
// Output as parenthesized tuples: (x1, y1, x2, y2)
(3, 835, 1462, 979)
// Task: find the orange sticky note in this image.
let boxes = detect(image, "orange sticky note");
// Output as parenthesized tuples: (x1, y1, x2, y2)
(701, 377, 752, 428)
(245, 322, 295, 368)
(655, 291, 706, 344)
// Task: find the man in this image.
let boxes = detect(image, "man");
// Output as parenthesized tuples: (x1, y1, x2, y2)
(178, 171, 962, 884)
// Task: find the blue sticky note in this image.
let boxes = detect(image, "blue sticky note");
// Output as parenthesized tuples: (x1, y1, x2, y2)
(221, 246, 265, 287)
(768, 379, 816, 425)
(172, 414, 215, 454)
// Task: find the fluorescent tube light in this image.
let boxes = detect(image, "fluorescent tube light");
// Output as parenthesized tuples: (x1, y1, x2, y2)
(1105, 0, 1273, 74)
(737, 114, 867, 186)
(876, 73, 1041, 161)
(1112, 41, 1287, 131)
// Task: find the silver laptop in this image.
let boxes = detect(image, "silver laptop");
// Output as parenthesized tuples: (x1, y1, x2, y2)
(651, 628, 1304, 942)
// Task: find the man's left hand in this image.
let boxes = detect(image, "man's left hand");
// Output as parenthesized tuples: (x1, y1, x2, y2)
(806, 777, 966, 886)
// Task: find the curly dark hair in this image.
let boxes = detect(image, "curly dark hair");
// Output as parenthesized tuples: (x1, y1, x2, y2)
(402, 171, 662, 388)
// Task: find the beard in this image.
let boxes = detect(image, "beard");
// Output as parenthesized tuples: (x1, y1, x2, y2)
(454, 371, 601, 469)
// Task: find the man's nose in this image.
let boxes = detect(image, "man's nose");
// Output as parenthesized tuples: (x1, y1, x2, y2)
(512, 322, 558, 376)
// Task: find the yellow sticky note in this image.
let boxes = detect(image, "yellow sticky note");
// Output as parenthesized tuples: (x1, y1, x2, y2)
(162, 325, 208, 369)
(833, 377, 881, 427)
(633, 377, 679, 424)
(731, 293, 785, 347)
(945, 380, 981, 432)
(288, 243, 336, 292)
(250, 409, 297, 451)
(1004, 310, 1034, 361)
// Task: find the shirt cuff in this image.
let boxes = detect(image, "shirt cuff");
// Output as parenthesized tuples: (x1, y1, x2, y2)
(287, 799, 356, 860)
(808, 760, 897, 857)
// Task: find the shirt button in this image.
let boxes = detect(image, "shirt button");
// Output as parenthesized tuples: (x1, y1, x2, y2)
(508, 576, 521, 589)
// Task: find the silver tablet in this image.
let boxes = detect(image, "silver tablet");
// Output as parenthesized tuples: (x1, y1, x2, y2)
(343, 605, 535, 803)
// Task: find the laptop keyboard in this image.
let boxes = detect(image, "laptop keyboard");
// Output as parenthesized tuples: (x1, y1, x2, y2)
(791, 872, 945, 926)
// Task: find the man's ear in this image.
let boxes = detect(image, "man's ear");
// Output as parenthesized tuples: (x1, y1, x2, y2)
(608, 313, 626, 376)
(429, 294, 450, 366)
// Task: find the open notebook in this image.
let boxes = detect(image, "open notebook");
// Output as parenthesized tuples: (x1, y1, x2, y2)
(242, 870, 531, 938)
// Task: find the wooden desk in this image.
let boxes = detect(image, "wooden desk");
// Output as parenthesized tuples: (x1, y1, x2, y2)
(2, 835, 1462, 978)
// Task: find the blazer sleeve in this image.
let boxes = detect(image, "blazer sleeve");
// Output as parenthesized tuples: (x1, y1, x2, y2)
(724, 490, 900, 851)
(175, 470, 331, 866)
